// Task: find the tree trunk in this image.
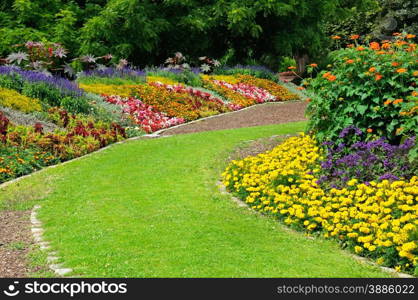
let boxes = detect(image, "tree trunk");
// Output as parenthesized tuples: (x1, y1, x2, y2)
(294, 53, 309, 74)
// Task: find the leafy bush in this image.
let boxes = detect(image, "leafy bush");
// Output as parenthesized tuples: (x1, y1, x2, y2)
(21, 81, 62, 107)
(306, 33, 418, 144)
(214, 65, 278, 81)
(60, 96, 92, 115)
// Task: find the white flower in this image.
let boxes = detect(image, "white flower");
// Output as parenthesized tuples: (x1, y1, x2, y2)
(213, 59, 221, 67)
(200, 64, 211, 72)
(7, 52, 29, 65)
(80, 54, 96, 63)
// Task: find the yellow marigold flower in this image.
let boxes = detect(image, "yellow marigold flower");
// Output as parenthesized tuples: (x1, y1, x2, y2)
(354, 246, 363, 253)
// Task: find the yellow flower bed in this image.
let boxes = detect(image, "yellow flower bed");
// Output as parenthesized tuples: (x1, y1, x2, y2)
(146, 76, 180, 85)
(0, 87, 42, 113)
(222, 134, 418, 273)
(202, 75, 240, 84)
(79, 83, 140, 97)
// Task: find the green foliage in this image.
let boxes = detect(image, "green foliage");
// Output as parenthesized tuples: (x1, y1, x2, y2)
(60, 96, 91, 114)
(214, 66, 278, 81)
(306, 35, 418, 144)
(21, 82, 62, 107)
(326, 0, 418, 44)
(278, 57, 297, 72)
(0, 0, 371, 69)
(146, 69, 202, 87)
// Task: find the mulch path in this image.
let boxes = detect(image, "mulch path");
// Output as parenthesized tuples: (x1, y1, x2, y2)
(161, 101, 307, 135)
(0, 210, 34, 277)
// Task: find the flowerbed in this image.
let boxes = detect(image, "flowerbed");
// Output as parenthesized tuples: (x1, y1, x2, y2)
(222, 134, 418, 275)
(202, 74, 298, 108)
(0, 109, 126, 183)
(0, 87, 42, 113)
(104, 95, 184, 133)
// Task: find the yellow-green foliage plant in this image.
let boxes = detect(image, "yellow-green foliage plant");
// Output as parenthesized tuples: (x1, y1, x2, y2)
(0, 87, 42, 113)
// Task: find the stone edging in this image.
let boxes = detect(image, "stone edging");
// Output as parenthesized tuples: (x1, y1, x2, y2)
(217, 181, 415, 278)
(30, 205, 73, 276)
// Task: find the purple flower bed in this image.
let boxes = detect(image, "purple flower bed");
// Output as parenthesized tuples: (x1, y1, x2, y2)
(80, 66, 146, 79)
(317, 126, 417, 189)
(0, 65, 83, 97)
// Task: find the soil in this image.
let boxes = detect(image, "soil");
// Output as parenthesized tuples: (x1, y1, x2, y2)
(0, 210, 34, 277)
(161, 101, 307, 135)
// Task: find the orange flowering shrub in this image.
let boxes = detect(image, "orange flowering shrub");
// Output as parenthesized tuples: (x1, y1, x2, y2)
(306, 33, 418, 145)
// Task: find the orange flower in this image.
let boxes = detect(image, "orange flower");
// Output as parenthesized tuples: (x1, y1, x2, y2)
(412, 91, 418, 97)
(288, 66, 297, 70)
(327, 75, 337, 81)
(396, 127, 404, 135)
(367, 128, 373, 133)
(350, 34, 360, 40)
(309, 63, 318, 67)
(393, 32, 401, 36)
(396, 68, 407, 73)
(346, 59, 355, 64)
(393, 99, 403, 105)
(382, 43, 391, 49)
(377, 51, 386, 55)
(414, 71, 418, 76)
(306, 98, 311, 102)
(384, 99, 392, 106)
(356, 46, 365, 51)
(406, 34, 416, 39)
(322, 72, 336, 81)
(369, 67, 376, 72)
(347, 44, 355, 48)
(395, 40, 408, 46)
(331, 35, 341, 40)
(391, 62, 399, 67)
(297, 86, 305, 90)
(375, 74, 383, 81)
(370, 42, 380, 50)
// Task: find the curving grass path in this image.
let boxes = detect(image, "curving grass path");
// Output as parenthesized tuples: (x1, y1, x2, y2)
(0, 121, 390, 277)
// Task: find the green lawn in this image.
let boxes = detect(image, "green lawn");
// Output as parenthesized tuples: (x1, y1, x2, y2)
(0, 121, 391, 277)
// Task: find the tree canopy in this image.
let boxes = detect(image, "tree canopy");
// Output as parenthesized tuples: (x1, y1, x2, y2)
(0, 0, 412, 69)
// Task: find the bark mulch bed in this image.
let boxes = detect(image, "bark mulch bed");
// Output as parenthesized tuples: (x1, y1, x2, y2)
(161, 101, 307, 135)
(0, 210, 34, 277)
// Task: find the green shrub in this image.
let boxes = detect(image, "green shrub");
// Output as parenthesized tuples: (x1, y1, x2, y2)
(61, 96, 91, 114)
(214, 65, 278, 81)
(21, 81, 62, 107)
(0, 74, 24, 91)
(306, 33, 418, 144)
